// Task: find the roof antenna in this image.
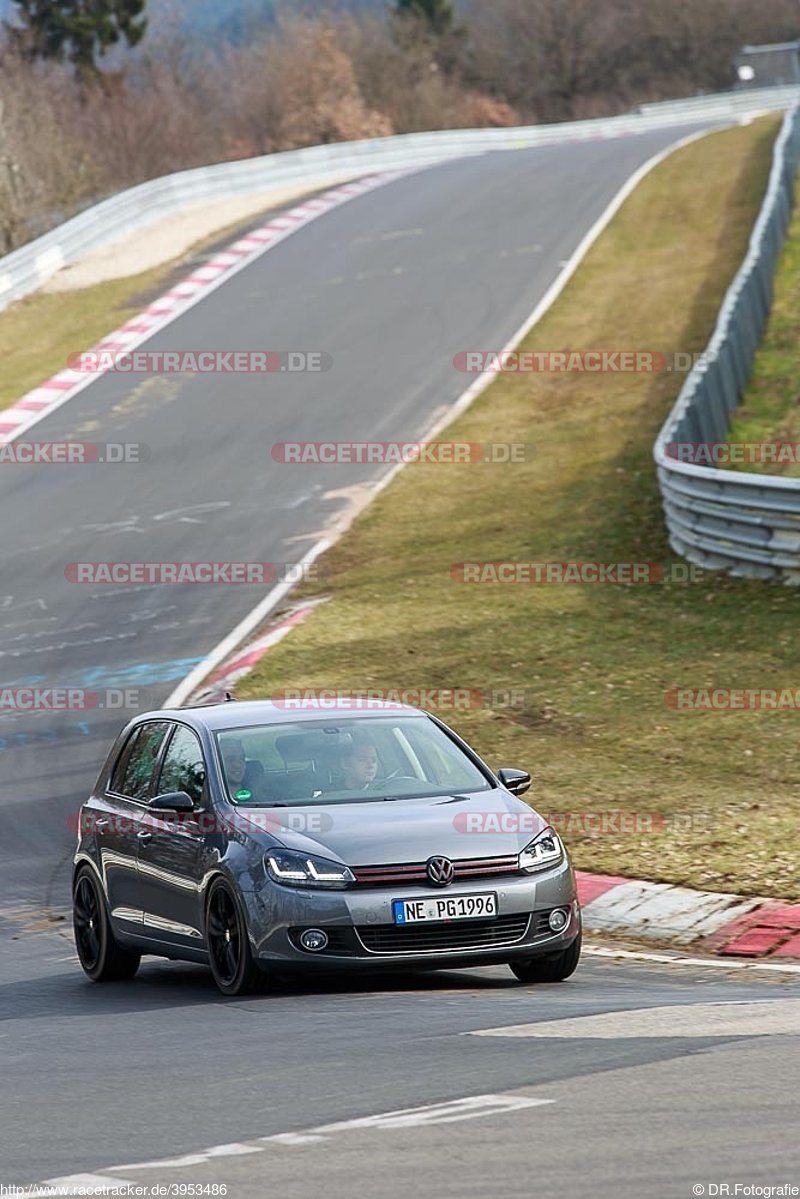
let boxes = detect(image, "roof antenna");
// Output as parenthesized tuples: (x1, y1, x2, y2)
(224, 691, 236, 702)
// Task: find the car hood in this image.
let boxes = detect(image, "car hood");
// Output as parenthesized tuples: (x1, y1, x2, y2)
(243, 787, 548, 864)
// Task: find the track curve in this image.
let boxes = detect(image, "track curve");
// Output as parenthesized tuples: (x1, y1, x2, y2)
(0, 124, 717, 910)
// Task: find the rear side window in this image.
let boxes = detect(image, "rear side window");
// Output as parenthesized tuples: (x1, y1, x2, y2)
(111, 721, 170, 801)
(156, 725, 206, 806)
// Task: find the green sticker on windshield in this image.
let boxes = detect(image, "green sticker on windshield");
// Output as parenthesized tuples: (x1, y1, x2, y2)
(234, 788, 252, 801)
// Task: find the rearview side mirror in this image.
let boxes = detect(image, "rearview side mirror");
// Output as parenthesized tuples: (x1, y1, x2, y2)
(149, 791, 195, 813)
(497, 768, 531, 797)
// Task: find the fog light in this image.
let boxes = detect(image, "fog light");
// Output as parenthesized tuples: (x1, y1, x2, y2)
(548, 908, 569, 933)
(299, 928, 329, 952)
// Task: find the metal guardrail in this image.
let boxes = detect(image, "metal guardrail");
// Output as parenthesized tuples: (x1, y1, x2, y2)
(653, 102, 800, 583)
(637, 83, 800, 117)
(1, 84, 798, 315)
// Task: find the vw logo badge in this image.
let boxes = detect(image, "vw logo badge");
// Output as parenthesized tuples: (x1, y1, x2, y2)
(426, 856, 455, 887)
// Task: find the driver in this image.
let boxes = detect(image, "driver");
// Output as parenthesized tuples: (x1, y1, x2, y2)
(337, 736, 379, 791)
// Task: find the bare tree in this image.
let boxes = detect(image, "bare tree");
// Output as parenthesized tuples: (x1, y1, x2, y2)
(0, 50, 100, 250)
(2, 0, 800, 254)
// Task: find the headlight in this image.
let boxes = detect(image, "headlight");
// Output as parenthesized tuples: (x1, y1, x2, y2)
(265, 850, 355, 889)
(518, 828, 564, 873)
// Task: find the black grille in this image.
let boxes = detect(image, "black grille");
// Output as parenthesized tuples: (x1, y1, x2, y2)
(321, 928, 356, 955)
(356, 913, 531, 954)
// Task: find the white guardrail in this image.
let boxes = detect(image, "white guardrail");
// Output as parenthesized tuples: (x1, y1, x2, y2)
(1, 84, 798, 314)
(653, 101, 800, 583)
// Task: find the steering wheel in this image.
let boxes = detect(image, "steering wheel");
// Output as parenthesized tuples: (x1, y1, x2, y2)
(369, 773, 420, 791)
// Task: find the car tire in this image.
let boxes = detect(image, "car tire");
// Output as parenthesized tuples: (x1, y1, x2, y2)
(73, 866, 141, 982)
(205, 878, 265, 997)
(509, 931, 582, 984)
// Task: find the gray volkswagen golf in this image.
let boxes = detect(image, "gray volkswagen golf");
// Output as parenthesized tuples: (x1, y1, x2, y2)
(72, 700, 581, 995)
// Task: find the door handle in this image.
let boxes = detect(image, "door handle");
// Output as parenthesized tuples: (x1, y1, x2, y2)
(137, 830, 153, 844)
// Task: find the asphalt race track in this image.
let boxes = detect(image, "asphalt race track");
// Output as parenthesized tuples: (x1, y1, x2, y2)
(0, 123, 713, 912)
(2, 928, 798, 1194)
(4, 119, 797, 1196)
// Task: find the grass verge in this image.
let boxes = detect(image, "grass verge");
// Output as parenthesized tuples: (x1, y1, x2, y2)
(238, 115, 800, 901)
(725, 188, 800, 476)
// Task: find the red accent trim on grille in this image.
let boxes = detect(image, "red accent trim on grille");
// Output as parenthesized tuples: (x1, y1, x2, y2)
(352, 855, 519, 886)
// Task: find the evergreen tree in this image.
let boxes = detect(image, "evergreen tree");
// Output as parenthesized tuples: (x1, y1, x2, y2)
(393, 0, 455, 36)
(7, 0, 147, 75)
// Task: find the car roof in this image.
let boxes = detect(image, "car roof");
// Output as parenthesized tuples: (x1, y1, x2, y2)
(133, 699, 428, 732)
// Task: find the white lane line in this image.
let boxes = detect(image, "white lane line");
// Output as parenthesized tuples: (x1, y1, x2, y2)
(269, 1133, 328, 1146)
(584, 945, 800, 974)
(107, 1093, 554, 1174)
(164, 536, 330, 707)
(261, 1093, 555, 1140)
(109, 1143, 263, 1171)
(468, 998, 800, 1040)
(33, 1175, 137, 1195)
(164, 124, 718, 707)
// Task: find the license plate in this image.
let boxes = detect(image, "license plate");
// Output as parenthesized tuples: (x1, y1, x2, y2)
(392, 892, 498, 924)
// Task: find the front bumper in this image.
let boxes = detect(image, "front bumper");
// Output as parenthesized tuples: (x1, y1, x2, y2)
(241, 856, 579, 969)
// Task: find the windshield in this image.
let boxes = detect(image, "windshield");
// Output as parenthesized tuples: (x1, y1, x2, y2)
(215, 715, 491, 806)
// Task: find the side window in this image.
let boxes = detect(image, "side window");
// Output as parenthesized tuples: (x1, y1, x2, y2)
(113, 722, 170, 801)
(156, 725, 206, 807)
(109, 730, 140, 795)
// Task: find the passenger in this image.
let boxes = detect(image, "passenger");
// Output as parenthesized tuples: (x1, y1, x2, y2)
(220, 738, 267, 803)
